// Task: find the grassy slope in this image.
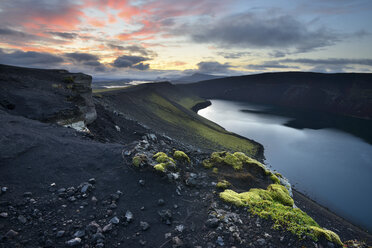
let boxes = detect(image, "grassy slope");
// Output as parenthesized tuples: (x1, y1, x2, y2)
(95, 83, 262, 158)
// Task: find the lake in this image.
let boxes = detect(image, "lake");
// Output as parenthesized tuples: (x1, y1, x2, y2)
(198, 99, 372, 232)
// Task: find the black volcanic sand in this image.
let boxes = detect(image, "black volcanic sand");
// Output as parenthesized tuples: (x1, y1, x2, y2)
(1, 104, 371, 248)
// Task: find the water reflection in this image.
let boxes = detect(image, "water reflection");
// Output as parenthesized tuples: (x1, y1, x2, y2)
(198, 99, 372, 232)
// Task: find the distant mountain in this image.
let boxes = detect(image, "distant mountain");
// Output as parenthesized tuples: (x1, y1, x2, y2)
(172, 73, 224, 84)
(180, 71, 372, 120)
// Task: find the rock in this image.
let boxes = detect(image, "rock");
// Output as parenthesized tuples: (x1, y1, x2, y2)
(23, 192, 32, 197)
(110, 216, 120, 225)
(1, 187, 8, 193)
(86, 221, 102, 234)
(327, 242, 335, 248)
(140, 221, 150, 231)
(175, 225, 185, 232)
(158, 209, 172, 225)
(88, 178, 96, 184)
(66, 237, 81, 246)
(102, 223, 113, 233)
(110, 193, 120, 201)
(80, 183, 93, 193)
(68, 196, 76, 202)
(147, 133, 157, 142)
(18, 215, 27, 224)
(172, 236, 183, 247)
(57, 188, 66, 193)
(91, 233, 105, 243)
(216, 236, 224, 246)
(74, 230, 85, 238)
(109, 203, 117, 209)
(158, 199, 165, 206)
(91, 196, 98, 203)
(139, 240, 147, 246)
(138, 179, 145, 186)
(256, 238, 266, 246)
(56, 230, 65, 238)
(125, 210, 134, 222)
(115, 125, 121, 132)
(0, 212, 8, 218)
(5, 229, 18, 239)
(206, 218, 219, 228)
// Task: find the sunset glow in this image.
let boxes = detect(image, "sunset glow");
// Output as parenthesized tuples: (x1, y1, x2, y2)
(0, 0, 371, 78)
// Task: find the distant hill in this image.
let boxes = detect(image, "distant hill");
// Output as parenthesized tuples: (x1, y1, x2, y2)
(180, 71, 372, 120)
(172, 72, 224, 84)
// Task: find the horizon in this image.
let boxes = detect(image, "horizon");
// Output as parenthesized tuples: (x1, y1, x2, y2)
(0, 0, 372, 79)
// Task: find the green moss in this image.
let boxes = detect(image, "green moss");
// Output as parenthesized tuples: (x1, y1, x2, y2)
(132, 154, 147, 167)
(152, 152, 176, 173)
(203, 159, 214, 169)
(219, 184, 341, 245)
(310, 226, 343, 246)
(212, 167, 218, 173)
(270, 174, 281, 184)
(275, 172, 283, 178)
(173, 150, 190, 163)
(154, 163, 166, 172)
(63, 76, 74, 83)
(216, 180, 231, 189)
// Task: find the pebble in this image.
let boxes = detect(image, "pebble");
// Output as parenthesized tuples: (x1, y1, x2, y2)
(81, 183, 92, 193)
(74, 230, 85, 238)
(66, 237, 81, 246)
(139, 179, 145, 186)
(125, 210, 134, 222)
(256, 238, 266, 246)
(158, 209, 172, 225)
(175, 224, 185, 232)
(1, 187, 8, 193)
(0, 212, 8, 218)
(110, 216, 120, 224)
(102, 223, 112, 232)
(68, 196, 76, 202)
(56, 230, 65, 238)
(139, 240, 147, 246)
(172, 236, 183, 247)
(206, 218, 219, 228)
(5, 229, 18, 239)
(18, 215, 27, 224)
(109, 203, 117, 209)
(88, 178, 96, 184)
(140, 221, 150, 231)
(157, 199, 165, 206)
(216, 236, 224, 246)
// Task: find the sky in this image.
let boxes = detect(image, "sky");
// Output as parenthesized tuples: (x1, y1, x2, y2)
(0, 0, 372, 79)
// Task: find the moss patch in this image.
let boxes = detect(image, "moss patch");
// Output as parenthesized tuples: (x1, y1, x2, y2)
(132, 154, 147, 167)
(173, 150, 190, 163)
(216, 180, 231, 189)
(219, 185, 342, 245)
(152, 152, 176, 172)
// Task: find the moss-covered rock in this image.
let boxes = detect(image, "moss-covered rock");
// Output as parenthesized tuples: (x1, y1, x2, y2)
(173, 150, 190, 163)
(219, 185, 342, 245)
(216, 180, 231, 189)
(270, 174, 281, 184)
(132, 154, 147, 167)
(152, 152, 176, 173)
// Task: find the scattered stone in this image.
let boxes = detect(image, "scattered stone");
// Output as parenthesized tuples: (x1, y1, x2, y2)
(56, 231, 65, 238)
(0, 212, 8, 218)
(57, 188, 66, 193)
(91, 233, 105, 243)
(140, 221, 150, 231)
(157, 199, 165, 206)
(110, 193, 120, 201)
(68, 196, 76, 202)
(172, 236, 183, 247)
(206, 218, 219, 228)
(256, 238, 266, 246)
(1, 187, 8, 193)
(74, 230, 85, 238)
(110, 216, 120, 225)
(88, 178, 96, 184)
(140, 206, 145, 211)
(66, 237, 81, 246)
(5, 229, 18, 239)
(175, 224, 185, 232)
(103, 223, 113, 233)
(216, 236, 224, 246)
(91, 196, 98, 203)
(23, 192, 32, 197)
(109, 203, 117, 209)
(80, 183, 93, 193)
(125, 210, 134, 222)
(139, 240, 147, 246)
(18, 215, 27, 224)
(165, 233, 172, 239)
(115, 125, 121, 132)
(138, 179, 145, 186)
(158, 209, 172, 225)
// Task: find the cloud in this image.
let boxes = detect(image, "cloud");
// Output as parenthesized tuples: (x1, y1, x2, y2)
(112, 55, 150, 70)
(197, 61, 231, 74)
(49, 32, 78, 39)
(0, 49, 64, 67)
(280, 58, 372, 66)
(190, 13, 338, 53)
(65, 52, 100, 62)
(217, 51, 251, 59)
(246, 61, 299, 70)
(107, 44, 155, 56)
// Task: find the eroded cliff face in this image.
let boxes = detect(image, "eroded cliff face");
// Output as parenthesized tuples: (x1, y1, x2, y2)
(181, 72, 372, 120)
(0, 64, 96, 126)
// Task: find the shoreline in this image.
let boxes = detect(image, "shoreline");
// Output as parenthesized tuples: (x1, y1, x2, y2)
(193, 100, 372, 242)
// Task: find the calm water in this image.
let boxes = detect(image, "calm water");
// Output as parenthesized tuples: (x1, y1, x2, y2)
(199, 99, 372, 232)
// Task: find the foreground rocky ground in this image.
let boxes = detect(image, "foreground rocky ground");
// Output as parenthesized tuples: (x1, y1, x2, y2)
(0, 64, 371, 247)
